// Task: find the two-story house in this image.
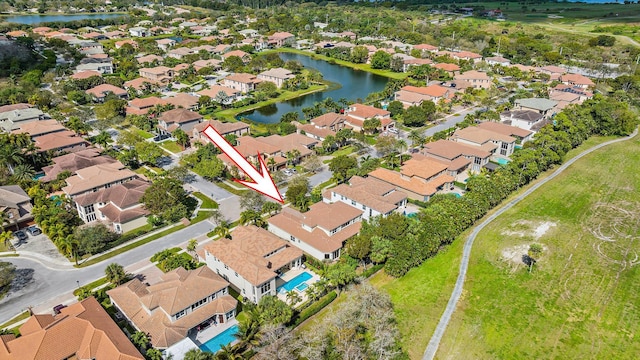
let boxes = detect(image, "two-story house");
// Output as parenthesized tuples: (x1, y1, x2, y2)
(452, 126, 517, 158)
(477, 121, 533, 145)
(157, 108, 203, 135)
(344, 103, 395, 132)
(192, 120, 250, 145)
(422, 140, 492, 173)
(62, 162, 138, 198)
(454, 70, 492, 89)
(268, 32, 295, 47)
(108, 267, 237, 349)
(139, 66, 175, 83)
(85, 84, 128, 102)
(257, 67, 295, 88)
(295, 112, 347, 141)
(324, 176, 407, 219)
(513, 98, 558, 119)
(223, 73, 262, 94)
(268, 201, 363, 261)
(201, 226, 303, 304)
(394, 85, 451, 108)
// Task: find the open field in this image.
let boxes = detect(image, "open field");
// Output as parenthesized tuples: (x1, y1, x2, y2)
(433, 136, 640, 359)
(369, 135, 619, 359)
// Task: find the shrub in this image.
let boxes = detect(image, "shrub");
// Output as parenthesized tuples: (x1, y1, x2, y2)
(291, 291, 338, 327)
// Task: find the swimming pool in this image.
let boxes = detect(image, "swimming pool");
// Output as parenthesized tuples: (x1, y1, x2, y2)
(406, 212, 418, 218)
(278, 271, 312, 293)
(495, 158, 510, 165)
(296, 283, 309, 291)
(200, 324, 238, 353)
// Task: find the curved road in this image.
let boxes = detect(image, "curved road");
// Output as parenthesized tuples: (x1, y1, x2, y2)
(423, 128, 638, 360)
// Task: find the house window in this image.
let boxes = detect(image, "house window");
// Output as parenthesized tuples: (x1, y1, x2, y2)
(259, 282, 271, 294)
(191, 297, 208, 311)
(84, 204, 95, 214)
(226, 311, 234, 320)
(175, 309, 186, 319)
(86, 213, 97, 222)
(474, 157, 482, 165)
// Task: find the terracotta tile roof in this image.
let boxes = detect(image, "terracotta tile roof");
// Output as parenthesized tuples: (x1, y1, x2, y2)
(140, 66, 173, 75)
(124, 77, 163, 91)
(538, 65, 566, 74)
(0, 297, 143, 360)
(85, 84, 127, 98)
(477, 121, 533, 139)
(203, 226, 303, 286)
(296, 123, 335, 139)
(235, 136, 280, 156)
(452, 126, 516, 145)
(128, 96, 167, 109)
(12, 119, 65, 137)
(225, 73, 260, 84)
(63, 162, 137, 196)
(311, 112, 347, 128)
(512, 64, 536, 72)
(414, 43, 438, 51)
(422, 139, 491, 160)
(500, 110, 543, 124)
(368, 167, 454, 197)
(258, 67, 294, 79)
(198, 85, 240, 98)
(401, 85, 449, 98)
(0, 185, 30, 208)
(107, 267, 236, 349)
(158, 108, 202, 124)
(455, 70, 490, 81)
(223, 50, 249, 59)
(71, 70, 103, 79)
(346, 103, 390, 119)
(193, 119, 249, 136)
(268, 202, 363, 253)
(33, 130, 87, 152)
(258, 133, 317, 154)
(560, 73, 594, 86)
(163, 93, 199, 109)
(0, 103, 31, 113)
(269, 32, 294, 39)
(136, 54, 163, 64)
(433, 63, 460, 72)
(74, 178, 149, 207)
(42, 148, 116, 182)
(325, 176, 407, 214)
(193, 59, 222, 70)
(549, 91, 580, 103)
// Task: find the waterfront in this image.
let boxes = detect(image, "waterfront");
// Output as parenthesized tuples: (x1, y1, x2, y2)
(4, 13, 124, 24)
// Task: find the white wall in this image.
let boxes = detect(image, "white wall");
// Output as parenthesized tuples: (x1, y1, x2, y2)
(204, 252, 275, 304)
(324, 192, 384, 220)
(267, 224, 334, 261)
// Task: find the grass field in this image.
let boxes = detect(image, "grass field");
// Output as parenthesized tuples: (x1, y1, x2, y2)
(192, 192, 219, 209)
(370, 135, 620, 359)
(433, 135, 640, 359)
(160, 140, 183, 154)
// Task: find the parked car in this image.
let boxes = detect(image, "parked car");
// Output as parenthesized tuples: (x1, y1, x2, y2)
(388, 128, 399, 134)
(26, 226, 42, 236)
(53, 304, 67, 314)
(13, 230, 27, 241)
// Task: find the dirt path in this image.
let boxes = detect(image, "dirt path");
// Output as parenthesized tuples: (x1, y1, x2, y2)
(422, 128, 639, 360)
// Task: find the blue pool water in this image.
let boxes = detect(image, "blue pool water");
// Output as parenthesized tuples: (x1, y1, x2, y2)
(496, 158, 510, 165)
(278, 271, 312, 292)
(405, 212, 418, 218)
(200, 324, 239, 353)
(296, 283, 309, 291)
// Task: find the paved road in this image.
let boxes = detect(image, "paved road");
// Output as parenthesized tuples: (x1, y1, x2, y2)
(0, 220, 214, 323)
(424, 107, 480, 137)
(422, 128, 638, 360)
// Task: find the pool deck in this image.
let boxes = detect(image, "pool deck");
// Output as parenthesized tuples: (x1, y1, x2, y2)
(191, 318, 239, 347)
(276, 267, 320, 306)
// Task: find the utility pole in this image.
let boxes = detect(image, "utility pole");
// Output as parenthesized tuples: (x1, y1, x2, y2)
(497, 37, 501, 56)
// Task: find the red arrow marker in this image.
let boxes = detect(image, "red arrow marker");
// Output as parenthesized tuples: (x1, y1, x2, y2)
(203, 125, 284, 203)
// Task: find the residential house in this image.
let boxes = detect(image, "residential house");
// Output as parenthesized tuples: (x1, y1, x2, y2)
(433, 63, 461, 75)
(499, 110, 545, 131)
(33, 131, 88, 153)
(62, 162, 138, 197)
(0, 185, 33, 230)
(6, 30, 28, 38)
(201, 225, 304, 303)
(104, 30, 126, 39)
(268, 201, 363, 261)
(452, 126, 517, 158)
(11, 119, 64, 138)
(114, 39, 137, 49)
(454, 70, 492, 89)
(368, 155, 455, 202)
(537, 65, 566, 80)
(324, 176, 408, 219)
(126, 96, 168, 115)
(139, 66, 175, 83)
(485, 56, 511, 66)
(164, 93, 200, 110)
(0, 297, 144, 360)
(41, 148, 117, 182)
(414, 43, 438, 54)
(339, 31, 357, 40)
(192, 120, 250, 144)
(128, 26, 149, 37)
(560, 73, 595, 89)
(395, 85, 451, 108)
(295, 112, 347, 141)
(71, 70, 102, 80)
(136, 54, 163, 65)
(422, 139, 492, 173)
(268, 32, 295, 47)
(156, 38, 177, 51)
(108, 267, 237, 349)
(85, 84, 128, 102)
(157, 108, 203, 135)
(73, 178, 150, 233)
(167, 47, 193, 60)
(257, 67, 295, 88)
(32, 27, 52, 35)
(198, 85, 241, 105)
(193, 59, 222, 72)
(221, 50, 251, 64)
(0, 107, 47, 132)
(75, 58, 114, 74)
(550, 84, 593, 103)
(239, 29, 259, 38)
(477, 121, 533, 144)
(452, 51, 483, 63)
(124, 77, 164, 94)
(513, 98, 558, 118)
(344, 103, 395, 132)
(223, 73, 261, 94)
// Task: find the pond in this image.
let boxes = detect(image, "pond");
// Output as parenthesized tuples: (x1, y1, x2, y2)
(4, 13, 125, 24)
(240, 52, 389, 124)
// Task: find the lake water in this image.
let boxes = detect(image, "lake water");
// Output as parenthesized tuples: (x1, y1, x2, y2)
(4, 13, 124, 24)
(241, 52, 389, 124)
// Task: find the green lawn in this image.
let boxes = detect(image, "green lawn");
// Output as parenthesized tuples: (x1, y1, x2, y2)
(133, 128, 154, 139)
(192, 192, 219, 209)
(371, 135, 621, 359)
(432, 135, 640, 359)
(160, 141, 183, 154)
(329, 145, 355, 158)
(0, 311, 29, 330)
(271, 48, 409, 80)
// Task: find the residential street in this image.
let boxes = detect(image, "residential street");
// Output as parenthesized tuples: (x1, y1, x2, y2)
(0, 219, 214, 323)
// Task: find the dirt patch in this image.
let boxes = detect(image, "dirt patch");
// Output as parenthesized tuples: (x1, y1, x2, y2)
(501, 244, 531, 265)
(502, 220, 557, 240)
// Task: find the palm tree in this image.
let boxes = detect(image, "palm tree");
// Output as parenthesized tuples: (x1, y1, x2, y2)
(396, 139, 407, 166)
(234, 306, 262, 350)
(216, 344, 241, 360)
(0, 231, 13, 250)
(187, 239, 198, 257)
(214, 220, 231, 239)
(11, 163, 35, 183)
(105, 263, 127, 285)
(239, 210, 265, 228)
(267, 157, 276, 171)
(92, 131, 113, 149)
(131, 331, 150, 350)
(0, 145, 24, 174)
(57, 235, 79, 265)
(408, 130, 425, 149)
(286, 290, 301, 307)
